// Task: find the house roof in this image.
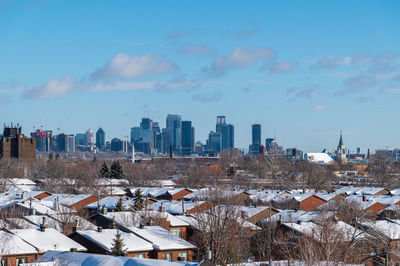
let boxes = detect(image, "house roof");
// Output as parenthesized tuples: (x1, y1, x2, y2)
(85, 196, 135, 210)
(284, 221, 365, 242)
(127, 226, 196, 251)
(59, 194, 94, 206)
(0, 230, 37, 255)
(36, 250, 198, 266)
(10, 228, 87, 253)
(76, 228, 154, 253)
(362, 220, 400, 240)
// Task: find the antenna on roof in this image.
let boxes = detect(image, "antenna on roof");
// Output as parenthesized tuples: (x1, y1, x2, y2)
(274, 128, 276, 140)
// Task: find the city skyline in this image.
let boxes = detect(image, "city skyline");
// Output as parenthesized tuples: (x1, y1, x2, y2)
(1, 1, 400, 152)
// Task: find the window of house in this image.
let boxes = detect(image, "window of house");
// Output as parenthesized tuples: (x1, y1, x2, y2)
(134, 254, 145, 258)
(1, 259, 7, 266)
(396, 241, 400, 250)
(16, 258, 28, 266)
(162, 253, 172, 260)
(178, 251, 188, 261)
(170, 228, 182, 238)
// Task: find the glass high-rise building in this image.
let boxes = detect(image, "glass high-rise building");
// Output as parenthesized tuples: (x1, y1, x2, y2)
(221, 124, 234, 150)
(250, 124, 262, 155)
(166, 114, 182, 154)
(181, 121, 195, 155)
(96, 127, 105, 149)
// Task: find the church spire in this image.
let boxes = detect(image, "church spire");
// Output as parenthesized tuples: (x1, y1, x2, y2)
(338, 130, 344, 147)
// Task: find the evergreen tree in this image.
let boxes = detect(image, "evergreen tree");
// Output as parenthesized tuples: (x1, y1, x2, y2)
(110, 230, 126, 256)
(134, 189, 144, 210)
(115, 198, 124, 212)
(48, 152, 54, 161)
(110, 161, 123, 179)
(100, 162, 110, 178)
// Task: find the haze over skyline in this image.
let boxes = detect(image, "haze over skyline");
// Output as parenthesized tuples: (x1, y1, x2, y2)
(1, 1, 400, 152)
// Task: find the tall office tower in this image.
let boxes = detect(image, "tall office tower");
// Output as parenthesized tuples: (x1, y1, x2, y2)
(207, 131, 221, 154)
(96, 127, 105, 149)
(31, 130, 48, 152)
(56, 133, 68, 153)
(166, 114, 182, 154)
(249, 124, 261, 155)
(221, 124, 234, 151)
(0, 125, 36, 159)
(140, 118, 153, 130)
(152, 122, 162, 154)
(265, 138, 274, 152)
(216, 116, 226, 133)
(76, 133, 86, 146)
(68, 135, 76, 153)
(85, 129, 94, 145)
(111, 138, 123, 152)
(131, 124, 151, 154)
(181, 121, 195, 155)
(161, 128, 171, 154)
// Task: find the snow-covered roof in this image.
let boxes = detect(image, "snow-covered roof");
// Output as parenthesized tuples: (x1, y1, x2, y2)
(10, 228, 87, 252)
(284, 221, 365, 242)
(35, 250, 198, 266)
(7, 178, 37, 186)
(362, 220, 400, 240)
(0, 230, 37, 255)
(247, 189, 285, 203)
(306, 153, 334, 164)
(149, 200, 207, 215)
(59, 194, 94, 206)
(85, 196, 135, 210)
(274, 191, 324, 203)
(127, 226, 196, 251)
(77, 228, 153, 253)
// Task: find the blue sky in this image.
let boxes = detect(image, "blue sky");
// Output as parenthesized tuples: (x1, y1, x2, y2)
(1, 0, 400, 152)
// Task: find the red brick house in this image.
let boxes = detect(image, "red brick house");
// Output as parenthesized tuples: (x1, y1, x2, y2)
(68, 228, 154, 258)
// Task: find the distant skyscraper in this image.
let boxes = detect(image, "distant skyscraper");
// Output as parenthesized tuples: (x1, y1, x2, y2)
(111, 138, 123, 152)
(166, 114, 182, 154)
(216, 116, 226, 133)
(207, 131, 221, 154)
(221, 124, 234, 150)
(76, 133, 86, 146)
(181, 121, 195, 155)
(140, 118, 153, 130)
(250, 124, 261, 155)
(85, 129, 94, 145)
(68, 135, 76, 152)
(56, 133, 68, 152)
(96, 127, 105, 149)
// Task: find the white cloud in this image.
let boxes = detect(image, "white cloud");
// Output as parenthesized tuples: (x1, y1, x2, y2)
(269, 61, 294, 74)
(312, 56, 352, 69)
(208, 47, 275, 75)
(312, 105, 328, 111)
(91, 53, 177, 80)
(24, 76, 75, 99)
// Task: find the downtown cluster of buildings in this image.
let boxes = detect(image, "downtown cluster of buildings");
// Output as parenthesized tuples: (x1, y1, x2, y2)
(26, 115, 285, 158)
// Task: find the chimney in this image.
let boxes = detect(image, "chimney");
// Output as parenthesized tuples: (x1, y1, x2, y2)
(139, 223, 144, 229)
(102, 205, 108, 215)
(206, 251, 212, 260)
(240, 210, 246, 220)
(110, 217, 116, 229)
(70, 248, 77, 252)
(277, 215, 282, 226)
(40, 217, 46, 232)
(297, 220, 302, 225)
(362, 194, 366, 202)
(169, 145, 174, 159)
(97, 226, 103, 232)
(159, 203, 165, 213)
